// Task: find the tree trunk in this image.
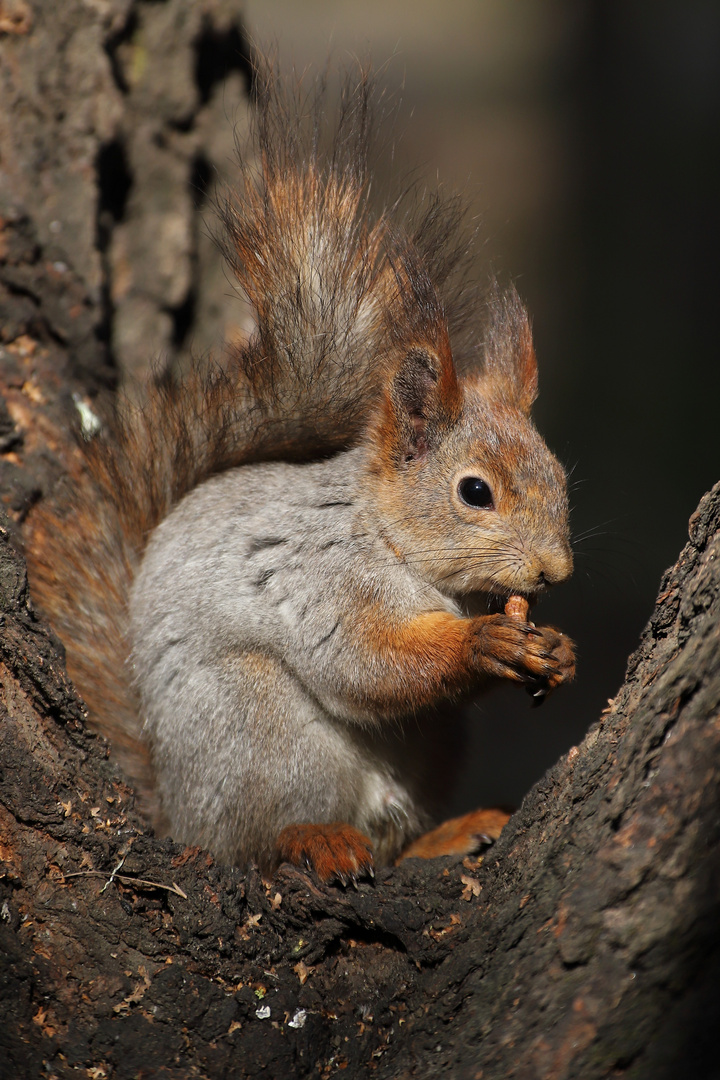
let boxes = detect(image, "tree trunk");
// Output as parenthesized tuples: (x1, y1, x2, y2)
(2, 5, 720, 1078)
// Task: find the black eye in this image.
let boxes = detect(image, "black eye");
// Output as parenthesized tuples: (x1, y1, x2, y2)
(458, 477, 494, 509)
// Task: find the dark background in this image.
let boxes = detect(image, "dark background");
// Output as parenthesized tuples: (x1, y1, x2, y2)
(243, 0, 720, 808)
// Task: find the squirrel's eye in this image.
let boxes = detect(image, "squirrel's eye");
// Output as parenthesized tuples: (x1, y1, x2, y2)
(458, 477, 494, 509)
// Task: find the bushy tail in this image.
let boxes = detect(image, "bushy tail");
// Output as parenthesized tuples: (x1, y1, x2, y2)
(24, 61, 480, 817)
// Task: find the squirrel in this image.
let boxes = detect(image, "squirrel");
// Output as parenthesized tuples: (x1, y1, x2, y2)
(24, 66, 575, 884)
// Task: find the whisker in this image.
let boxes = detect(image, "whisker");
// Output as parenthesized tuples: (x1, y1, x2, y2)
(570, 516, 627, 542)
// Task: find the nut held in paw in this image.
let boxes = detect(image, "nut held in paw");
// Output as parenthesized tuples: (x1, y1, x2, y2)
(505, 595, 529, 621)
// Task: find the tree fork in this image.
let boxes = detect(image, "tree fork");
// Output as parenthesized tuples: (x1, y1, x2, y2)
(1, 3, 719, 1076)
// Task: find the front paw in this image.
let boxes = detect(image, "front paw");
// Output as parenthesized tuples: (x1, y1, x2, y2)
(473, 615, 575, 692)
(536, 627, 575, 690)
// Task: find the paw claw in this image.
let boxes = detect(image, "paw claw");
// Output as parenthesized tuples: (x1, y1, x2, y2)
(276, 823, 375, 885)
(476, 616, 576, 691)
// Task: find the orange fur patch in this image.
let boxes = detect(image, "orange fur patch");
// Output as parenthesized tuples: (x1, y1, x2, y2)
(353, 607, 476, 713)
(398, 807, 510, 860)
(276, 822, 374, 884)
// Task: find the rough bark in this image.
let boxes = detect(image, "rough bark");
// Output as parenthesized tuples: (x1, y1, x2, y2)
(0, 0, 251, 388)
(2, 4, 720, 1079)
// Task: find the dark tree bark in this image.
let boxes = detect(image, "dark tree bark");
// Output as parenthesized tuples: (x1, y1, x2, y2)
(0, 0, 251, 389)
(2, 5, 720, 1079)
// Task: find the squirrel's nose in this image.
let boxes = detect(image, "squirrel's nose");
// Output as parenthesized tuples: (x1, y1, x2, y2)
(537, 544, 573, 588)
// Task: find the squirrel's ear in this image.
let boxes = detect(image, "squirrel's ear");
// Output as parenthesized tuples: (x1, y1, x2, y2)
(483, 284, 538, 414)
(385, 345, 461, 463)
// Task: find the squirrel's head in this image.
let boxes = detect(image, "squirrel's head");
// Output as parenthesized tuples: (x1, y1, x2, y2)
(365, 285, 572, 600)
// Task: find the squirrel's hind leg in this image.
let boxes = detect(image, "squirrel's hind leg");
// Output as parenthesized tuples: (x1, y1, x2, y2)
(276, 822, 375, 886)
(276, 807, 511, 881)
(396, 807, 510, 862)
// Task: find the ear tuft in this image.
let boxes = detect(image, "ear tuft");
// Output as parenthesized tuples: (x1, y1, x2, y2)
(483, 283, 538, 414)
(386, 347, 460, 463)
(375, 231, 462, 466)
(392, 350, 440, 460)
